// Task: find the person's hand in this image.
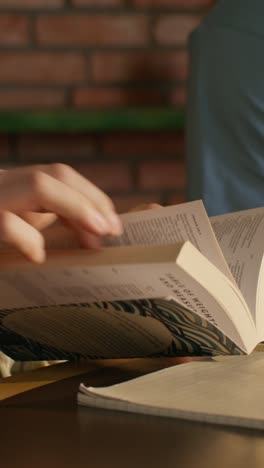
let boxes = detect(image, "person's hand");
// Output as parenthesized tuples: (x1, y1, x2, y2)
(0, 164, 122, 262)
(43, 202, 162, 254)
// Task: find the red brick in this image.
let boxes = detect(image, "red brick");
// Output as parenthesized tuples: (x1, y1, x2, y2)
(73, 87, 164, 108)
(91, 51, 188, 83)
(0, 90, 65, 110)
(138, 160, 186, 190)
(73, 0, 123, 5)
(0, 136, 10, 162)
(74, 162, 133, 192)
(36, 14, 149, 47)
(167, 192, 187, 206)
(102, 132, 185, 158)
(131, 0, 214, 8)
(0, 0, 63, 7)
(112, 193, 162, 213)
(155, 15, 201, 46)
(0, 14, 29, 46)
(0, 52, 86, 84)
(170, 85, 187, 108)
(17, 134, 97, 162)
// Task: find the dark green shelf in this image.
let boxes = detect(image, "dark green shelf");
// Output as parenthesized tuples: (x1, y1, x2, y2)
(0, 109, 185, 133)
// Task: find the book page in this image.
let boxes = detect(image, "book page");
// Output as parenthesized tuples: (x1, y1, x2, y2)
(0, 244, 248, 353)
(1, 303, 173, 359)
(0, 298, 244, 361)
(105, 201, 233, 282)
(78, 354, 264, 430)
(0, 259, 189, 311)
(210, 207, 264, 324)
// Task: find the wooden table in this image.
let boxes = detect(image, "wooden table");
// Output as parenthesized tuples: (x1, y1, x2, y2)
(0, 357, 264, 468)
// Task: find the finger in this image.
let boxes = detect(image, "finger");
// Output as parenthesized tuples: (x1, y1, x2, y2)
(0, 211, 45, 263)
(43, 218, 102, 250)
(44, 164, 122, 235)
(43, 220, 80, 249)
(19, 212, 57, 230)
(33, 172, 116, 236)
(78, 232, 102, 249)
(0, 165, 122, 236)
(0, 169, 112, 236)
(60, 218, 102, 249)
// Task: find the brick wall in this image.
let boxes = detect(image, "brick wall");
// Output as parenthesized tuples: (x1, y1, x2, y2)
(0, 0, 215, 212)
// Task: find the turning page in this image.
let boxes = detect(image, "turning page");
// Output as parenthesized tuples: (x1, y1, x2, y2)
(211, 207, 264, 328)
(105, 201, 234, 282)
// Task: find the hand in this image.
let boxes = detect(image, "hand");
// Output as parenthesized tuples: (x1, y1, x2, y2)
(0, 164, 122, 262)
(43, 202, 162, 253)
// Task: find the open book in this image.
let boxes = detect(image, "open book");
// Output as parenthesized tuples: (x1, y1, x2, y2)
(78, 353, 264, 430)
(0, 200, 263, 361)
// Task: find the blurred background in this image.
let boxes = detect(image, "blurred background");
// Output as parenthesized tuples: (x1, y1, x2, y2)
(0, 0, 215, 212)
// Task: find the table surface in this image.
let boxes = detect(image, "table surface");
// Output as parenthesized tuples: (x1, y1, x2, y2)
(0, 357, 264, 468)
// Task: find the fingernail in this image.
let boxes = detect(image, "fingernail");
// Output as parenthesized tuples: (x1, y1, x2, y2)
(92, 212, 110, 234)
(108, 212, 123, 235)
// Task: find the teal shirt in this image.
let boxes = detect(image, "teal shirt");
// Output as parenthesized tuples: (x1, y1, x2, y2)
(187, 0, 264, 215)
